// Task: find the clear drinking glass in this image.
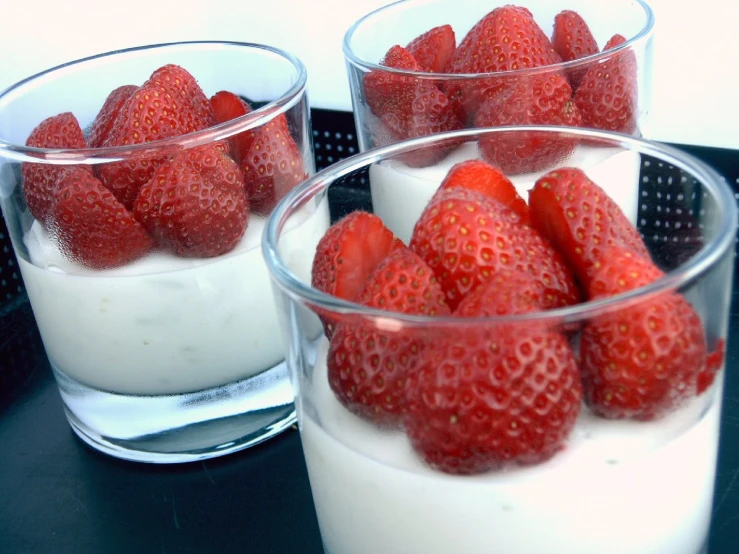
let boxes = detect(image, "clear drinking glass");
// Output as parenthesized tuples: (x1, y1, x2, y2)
(264, 127, 736, 554)
(344, 0, 654, 171)
(0, 41, 322, 463)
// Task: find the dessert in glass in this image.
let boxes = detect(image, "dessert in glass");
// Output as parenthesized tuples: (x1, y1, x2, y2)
(0, 41, 324, 463)
(344, 0, 654, 241)
(264, 126, 736, 554)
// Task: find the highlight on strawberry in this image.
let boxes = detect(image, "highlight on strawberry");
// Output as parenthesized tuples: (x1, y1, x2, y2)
(20, 64, 306, 269)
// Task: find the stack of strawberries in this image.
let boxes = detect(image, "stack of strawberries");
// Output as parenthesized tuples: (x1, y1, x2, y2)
(363, 6, 639, 171)
(21, 65, 305, 269)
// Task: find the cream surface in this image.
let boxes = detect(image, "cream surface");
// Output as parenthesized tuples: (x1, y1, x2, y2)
(19, 198, 330, 395)
(369, 143, 642, 244)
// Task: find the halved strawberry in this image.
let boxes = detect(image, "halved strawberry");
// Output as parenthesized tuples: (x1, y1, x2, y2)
(327, 248, 449, 425)
(87, 85, 138, 148)
(406, 24, 456, 73)
(580, 247, 706, 420)
(21, 112, 89, 224)
(49, 167, 154, 269)
(241, 115, 306, 215)
(552, 10, 599, 89)
(404, 320, 581, 474)
(363, 45, 463, 166)
(133, 144, 248, 258)
(528, 167, 649, 285)
(438, 159, 529, 223)
(444, 5, 562, 122)
(312, 211, 403, 303)
(574, 34, 638, 134)
(357, 247, 449, 316)
(97, 64, 216, 209)
(409, 187, 581, 311)
(474, 73, 582, 175)
(210, 90, 254, 165)
(454, 270, 544, 317)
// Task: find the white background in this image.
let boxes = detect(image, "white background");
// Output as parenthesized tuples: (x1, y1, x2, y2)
(0, 0, 736, 149)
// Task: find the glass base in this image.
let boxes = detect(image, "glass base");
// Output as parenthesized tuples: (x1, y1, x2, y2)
(53, 361, 295, 463)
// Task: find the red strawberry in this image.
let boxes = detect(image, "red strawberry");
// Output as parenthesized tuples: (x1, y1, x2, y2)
(363, 45, 463, 166)
(404, 322, 581, 474)
(358, 247, 450, 316)
(210, 90, 254, 165)
(133, 144, 248, 257)
(49, 167, 154, 269)
(580, 247, 706, 420)
(312, 211, 403, 303)
(97, 64, 216, 209)
(444, 5, 562, 121)
(698, 339, 726, 394)
(438, 159, 529, 223)
(327, 248, 450, 425)
(87, 85, 138, 148)
(409, 187, 581, 311)
(474, 73, 582, 175)
(21, 112, 89, 223)
(552, 10, 599, 89)
(406, 24, 456, 73)
(574, 34, 638, 134)
(529, 167, 649, 285)
(454, 270, 544, 316)
(241, 115, 306, 215)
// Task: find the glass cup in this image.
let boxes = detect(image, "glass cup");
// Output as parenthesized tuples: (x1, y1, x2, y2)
(264, 127, 736, 554)
(0, 41, 322, 463)
(344, 0, 654, 173)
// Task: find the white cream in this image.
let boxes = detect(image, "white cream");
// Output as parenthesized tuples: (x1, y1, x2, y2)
(300, 339, 719, 554)
(18, 197, 330, 396)
(369, 143, 641, 244)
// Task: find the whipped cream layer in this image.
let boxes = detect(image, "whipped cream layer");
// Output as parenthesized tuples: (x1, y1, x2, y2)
(19, 197, 330, 395)
(301, 339, 719, 554)
(369, 143, 641, 244)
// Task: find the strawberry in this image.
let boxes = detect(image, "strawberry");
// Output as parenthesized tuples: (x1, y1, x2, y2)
(49, 167, 154, 269)
(363, 45, 463, 166)
(406, 24, 456, 73)
(21, 112, 89, 223)
(210, 90, 254, 165)
(409, 187, 581, 311)
(552, 10, 599, 89)
(574, 34, 638, 134)
(87, 85, 138, 148)
(327, 248, 450, 425)
(97, 64, 216, 209)
(474, 73, 582, 175)
(528, 167, 649, 285)
(404, 321, 581, 474)
(698, 339, 726, 394)
(454, 270, 544, 317)
(241, 115, 306, 215)
(312, 211, 403, 303)
(444, 5, 562, 121)
(580, 247, 706, 420)
(357, 247, 450, 316)
(133, 144, 248, 257)
(438, 159, 529, 223)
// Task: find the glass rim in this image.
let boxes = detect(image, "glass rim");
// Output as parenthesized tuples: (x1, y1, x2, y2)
(342, 0, 655, 80)
(0, 40, 308, 163)
(263, 125, 737, 328)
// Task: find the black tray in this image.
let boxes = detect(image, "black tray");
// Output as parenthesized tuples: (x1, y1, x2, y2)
(0, 109, 738, 553)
